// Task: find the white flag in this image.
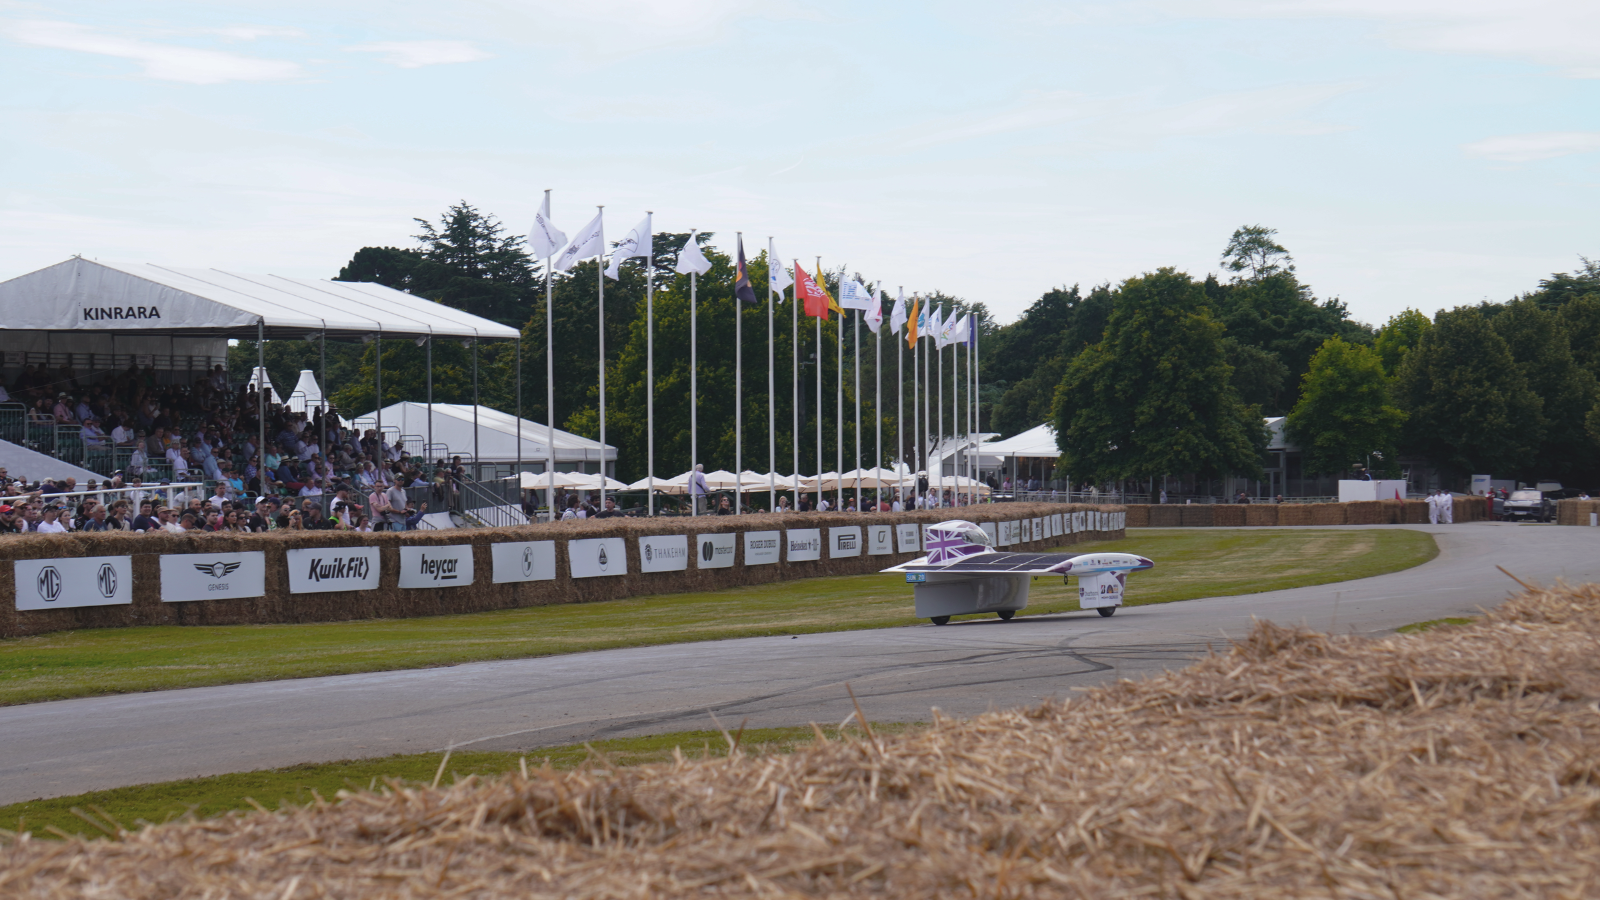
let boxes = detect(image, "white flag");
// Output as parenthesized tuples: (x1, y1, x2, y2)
(838, 278, 876, 311)
(604, 214, 651, 280)
(952, 314, 970, 343)
(676, 233, 712, 276)
(940, 310, 959, 346)
(768, 243, 792, 291)
(890, 288, 908, 335)
(865, 285, 885, 333)
(553, 209, 604, 273)
(528, 193, 567, 260)
(927, 306, 944, 347)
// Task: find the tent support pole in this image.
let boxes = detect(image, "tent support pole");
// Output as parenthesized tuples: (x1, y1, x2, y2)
(472, 338, 480, 480)
(426, 336, 433, 465)
(257, 319, 265, 495)
(515, 336, 522, 495)
(319, 329, 327, 460)
(375, 330, 382, 454)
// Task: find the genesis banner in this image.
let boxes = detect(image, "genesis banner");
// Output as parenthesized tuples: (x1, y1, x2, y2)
(867, 524, 894, 556)
(160, 552, 266, 603)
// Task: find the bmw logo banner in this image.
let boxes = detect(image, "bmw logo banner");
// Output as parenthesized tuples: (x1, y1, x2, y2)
(490, 541, 556, 584)
(159, 552, 266, 603)
(15, 557, 132, 610)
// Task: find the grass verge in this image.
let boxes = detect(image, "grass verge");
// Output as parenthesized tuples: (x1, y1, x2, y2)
(0, 528, 1437, 707)
(1, 724, 914, 840)
(1396, 616, 1478, 633)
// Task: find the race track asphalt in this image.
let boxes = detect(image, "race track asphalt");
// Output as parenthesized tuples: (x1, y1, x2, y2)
(2, 522, 1596, 805)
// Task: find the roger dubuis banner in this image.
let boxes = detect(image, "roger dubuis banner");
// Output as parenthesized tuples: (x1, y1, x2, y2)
(743, 531, 780, 566)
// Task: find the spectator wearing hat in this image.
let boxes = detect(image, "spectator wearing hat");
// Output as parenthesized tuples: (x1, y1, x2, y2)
(0, 504, 18, 534)
(36, 506, 68, 534)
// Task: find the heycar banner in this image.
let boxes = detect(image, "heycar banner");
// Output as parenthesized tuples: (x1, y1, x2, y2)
(744, 530, 781, 566)
(867, 524, 894, 556)
(15, 556, 132, 610)
(491, 541, 557, 584)
(786, 529, 822, 562)
(640, 534, 690, 573)
(697, 533, 736, 569)
(287, 547, 380, 594)
(569, 538, 628, 578)
(896, 523, 921, 554)
(398, 545, 474, 589)
(829, 526, 862, 559)
(160, 552, 265, 603)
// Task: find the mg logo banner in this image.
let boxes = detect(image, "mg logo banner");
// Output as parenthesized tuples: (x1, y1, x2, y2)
(160, 552, 267, 603)
(15, 557, 133, 610)
(491, 541, 556, 584)
(398, 545, 475, 589)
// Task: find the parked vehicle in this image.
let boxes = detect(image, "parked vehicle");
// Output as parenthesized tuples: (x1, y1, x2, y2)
(1501, 489, 1553, 522)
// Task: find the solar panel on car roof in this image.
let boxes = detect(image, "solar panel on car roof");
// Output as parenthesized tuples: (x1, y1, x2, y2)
(904, 553, 1073, 572)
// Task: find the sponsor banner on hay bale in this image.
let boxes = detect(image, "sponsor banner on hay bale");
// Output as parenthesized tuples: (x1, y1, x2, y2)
(1, 503, 1119, 637)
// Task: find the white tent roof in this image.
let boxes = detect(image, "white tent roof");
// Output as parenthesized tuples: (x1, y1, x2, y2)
(287, 370, 324, 412)
(979, 423, 1062, 458)
(357, 402, 614, 465)
(246, 366, 282, 406)
(0, 258, 519, 340)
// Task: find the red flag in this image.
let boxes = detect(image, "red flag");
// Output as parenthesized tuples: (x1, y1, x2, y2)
(795, 263, 830, 320)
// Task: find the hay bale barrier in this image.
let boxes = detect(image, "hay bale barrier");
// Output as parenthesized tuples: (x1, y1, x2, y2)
(8, 582, 1600, 897)
(0, 504, 1121, 638)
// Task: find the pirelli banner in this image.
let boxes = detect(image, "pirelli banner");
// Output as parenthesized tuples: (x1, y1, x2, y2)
(3, 502, 1121, 637)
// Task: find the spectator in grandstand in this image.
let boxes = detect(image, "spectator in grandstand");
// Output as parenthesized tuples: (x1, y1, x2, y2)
(384, 481, 408, 531)
(0, 504, 18, 534)
(52, 393, 75, 424)
(36, 505, 68, 534)
(132, 500, 157, 532)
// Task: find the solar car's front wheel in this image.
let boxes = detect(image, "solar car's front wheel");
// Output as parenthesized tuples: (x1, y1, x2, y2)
(1097, 606, 1117, 617)
(996, 610, 1014, 621)
(930, 616, 950, 626)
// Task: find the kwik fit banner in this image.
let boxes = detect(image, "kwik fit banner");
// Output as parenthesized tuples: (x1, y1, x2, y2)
(286, 547, 380, 594)
(398, 545, 474, 589)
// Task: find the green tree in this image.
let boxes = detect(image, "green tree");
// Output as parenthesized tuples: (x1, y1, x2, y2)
(1373, 308, 1431, 376)
(1222, 338, 1289, 413)
(1208, 270, 1374, 412)
(1559, 293, 1600, 377)
(1051, 268, 1265, 483)
(986, 284, 1112, 437)
(1284, 337, 1406, 476)
(1394, 308, 1542, 477)
(1221, 224, 1294, 280)
(1490, 298, 1600, 481)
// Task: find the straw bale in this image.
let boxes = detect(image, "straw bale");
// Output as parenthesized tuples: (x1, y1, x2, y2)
(1307, 502, 1347, 525)
(1178, 504, 1214, 527)
(10, 581, 1600, 898)
(1558, 499, 1600, 526)
(0, 503, 1116, 638)
(1402, 499, 1429, 524)
(1243, 504, 1277, 526)
(1124, 504, 1149, 528)
(1147, 504, 1182, 527)
(1343, 500, 1384, 525)
(1211, 505, 1245, 527)
(1453, 495, 1489, 523)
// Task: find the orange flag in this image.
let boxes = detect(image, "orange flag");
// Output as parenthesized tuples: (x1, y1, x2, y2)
(795, 263, 831, 320)
(905, 295, 920, 348)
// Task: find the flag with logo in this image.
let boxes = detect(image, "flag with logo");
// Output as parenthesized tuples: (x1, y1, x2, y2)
(927, 306, 944, 347)
(553, 209, 604, 273)
(838, 277, 875, 311)
(795, 263, 831, 319)
(604, 215, 651, 280)
(733, 234, 759, 305)
(890, 288, 908, 336)
(528, 193, 567, 260)
(768, 243, 792, 292)
(816, 263, 842, 315)
(676, 233, 712, 276)
(864, 284, 885, 333)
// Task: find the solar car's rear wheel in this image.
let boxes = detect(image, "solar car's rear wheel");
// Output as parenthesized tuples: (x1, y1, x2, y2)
(930, 616, 950, 626)
(1097, 606, 1117, 617)
(997, 610, 1015, 621)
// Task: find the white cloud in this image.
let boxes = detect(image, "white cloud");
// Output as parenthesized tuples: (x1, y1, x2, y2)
(4, 20, 303, 84)
(205, 25, 306, 42)
(345, 40, 492, 68)
(1464, 131, 1600, 162)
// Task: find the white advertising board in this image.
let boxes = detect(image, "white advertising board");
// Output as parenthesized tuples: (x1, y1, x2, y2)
(896, 523, 921, 554)
(639, 534, 691, 573)
(398, 545, 474, 589)
(160, 551, 266, 603)
(696, 533, 737, 569)
(569, 537, 628, 578)
(1075, 511, 1085, 533)
(744, 530, 781, 566)
(1053, 513, 1063, 536)
(491, 541, 557, 583)
(1008, 521, 1022, 544)
(1033, 518, 1044, 542)
(286, 547, 380, 594)
(995, 520, 1010, 546)
(1078, 572, 1123, 609)
(1020, 518, 1031, 542)
(867, 524, 894, 556)
(15, 556, 132, 610)
(786, 528, 822, 561)
(980, 521, 998, 545)
(829, 526, 863, 559)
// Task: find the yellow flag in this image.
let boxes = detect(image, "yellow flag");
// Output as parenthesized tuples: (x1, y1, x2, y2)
(905, 296, 920, 348)
(817, 262, 842, 314)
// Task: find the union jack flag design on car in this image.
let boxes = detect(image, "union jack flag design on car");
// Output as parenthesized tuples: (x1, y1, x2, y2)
(923, 521, 992, 564)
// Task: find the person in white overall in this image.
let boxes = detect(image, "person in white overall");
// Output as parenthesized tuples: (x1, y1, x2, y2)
(1440, 490, 1454, 524)
(1426, 490, 1440, 525)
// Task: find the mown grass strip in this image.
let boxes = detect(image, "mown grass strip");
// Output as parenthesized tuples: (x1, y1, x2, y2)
(1, 724, 917, 840)
(0, 529, 1437, 707)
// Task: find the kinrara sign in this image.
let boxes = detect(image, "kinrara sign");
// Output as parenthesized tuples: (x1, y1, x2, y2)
(398, 545, 475, 589)
(286, 547, 381, 594)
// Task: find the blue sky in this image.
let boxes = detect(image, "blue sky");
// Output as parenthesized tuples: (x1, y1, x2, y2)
(2, 0, 1597, 326)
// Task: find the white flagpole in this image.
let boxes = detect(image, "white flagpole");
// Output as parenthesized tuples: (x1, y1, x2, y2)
(836, 283, 843, 513)
(974, 316, 981, 499)
(736, 231, 744, 516)
(874, 296, 881, 511)
(815, 258, 822, 510)
(544, 191, 556, 520)
(645, 211, 654, 516)
(937, 324, 943, 508)
(767, 237, 776, 513)
(896, 287, 903, 505)
(596, 204, 606, 509)
(922, 310, 930, 509)
(792, 261, 799, 509)
(690, 231, 698, 515)
(853, 304, 860, 511)
(911, 297, 919, 506)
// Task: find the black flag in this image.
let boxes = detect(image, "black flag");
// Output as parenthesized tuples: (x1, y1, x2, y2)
(734, 234, 758, 305)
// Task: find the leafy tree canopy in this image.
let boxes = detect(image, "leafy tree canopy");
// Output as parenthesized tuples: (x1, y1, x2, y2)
(1374, 308, 1431, 376)
(1285, 337, 1406, 477)
(1221, 224, 1294, 281)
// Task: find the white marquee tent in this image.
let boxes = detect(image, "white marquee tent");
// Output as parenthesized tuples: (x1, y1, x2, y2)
(357, 402, 615, 473)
